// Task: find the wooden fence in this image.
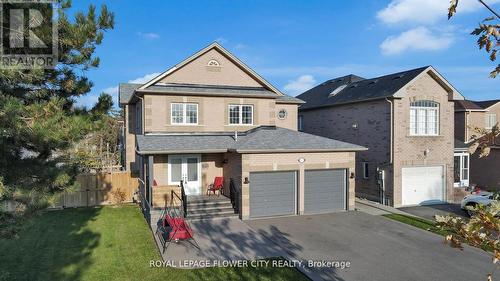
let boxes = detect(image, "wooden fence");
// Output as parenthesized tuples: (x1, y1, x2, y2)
(53, 172, 139, 208)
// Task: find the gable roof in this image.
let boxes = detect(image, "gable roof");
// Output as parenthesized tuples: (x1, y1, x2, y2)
(119, 83, 141, 105)
(297, 66, 462, 110)
(454, 100, 485, 112)
(139, 42, 284, 95)
(136, 126, 366, 154)
(474, 99, 500, 109)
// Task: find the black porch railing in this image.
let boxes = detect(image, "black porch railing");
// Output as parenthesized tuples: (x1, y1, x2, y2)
(229, 178, 239, 214)
(179, 180, 187, 217)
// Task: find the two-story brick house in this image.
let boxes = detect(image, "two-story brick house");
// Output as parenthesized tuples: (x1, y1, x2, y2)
(119, 43, 365, 222)
(454, 99, 500, 190)
(297, 66, 465, 207)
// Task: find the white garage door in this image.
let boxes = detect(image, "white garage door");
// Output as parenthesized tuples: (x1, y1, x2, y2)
(402, 166, 444, 206)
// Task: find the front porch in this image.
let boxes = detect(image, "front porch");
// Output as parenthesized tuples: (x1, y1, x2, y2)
(139, 152, 241, 226)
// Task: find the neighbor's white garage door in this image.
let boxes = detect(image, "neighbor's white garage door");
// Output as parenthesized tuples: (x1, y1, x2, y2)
(402, 166, 444, 206)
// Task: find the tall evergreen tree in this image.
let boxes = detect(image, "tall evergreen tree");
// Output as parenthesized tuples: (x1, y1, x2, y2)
(0, 0, 114, 212)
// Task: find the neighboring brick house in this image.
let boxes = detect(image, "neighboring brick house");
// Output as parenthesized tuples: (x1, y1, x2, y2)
(454, 99, 500, 190)
(119, 42, 365, 222)
(297, 66, 465, 207)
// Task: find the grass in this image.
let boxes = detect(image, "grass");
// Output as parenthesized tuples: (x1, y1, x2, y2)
(0, 205, 308, 281)
(382, 214, 451, 236)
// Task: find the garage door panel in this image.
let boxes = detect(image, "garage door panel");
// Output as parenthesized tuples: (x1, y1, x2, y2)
(402, 166, 444, 206)
(304, 169, 346, 214)
(249, 171, 296, 218)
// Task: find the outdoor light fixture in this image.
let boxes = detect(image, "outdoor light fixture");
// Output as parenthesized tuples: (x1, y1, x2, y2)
(350, 172, 355, 179)
(352, 122, 358, 129)
(244, 177, 249, 184)
(298, 157, 305, 163)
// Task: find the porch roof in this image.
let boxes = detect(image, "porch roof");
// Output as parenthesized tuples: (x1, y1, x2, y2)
(136, 126, 367, 154)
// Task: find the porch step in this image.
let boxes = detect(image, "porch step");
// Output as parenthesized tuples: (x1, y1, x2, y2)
(187, 212, 239, 221)
(187, 200, 234, 209)
(186, 196, 237, 220)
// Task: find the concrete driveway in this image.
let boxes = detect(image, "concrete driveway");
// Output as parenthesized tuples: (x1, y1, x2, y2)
(399, 204, 467, 221)
(246, 212, 491, 281)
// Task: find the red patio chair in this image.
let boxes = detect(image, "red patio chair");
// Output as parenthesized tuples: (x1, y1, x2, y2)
(206, 176, 223, 196)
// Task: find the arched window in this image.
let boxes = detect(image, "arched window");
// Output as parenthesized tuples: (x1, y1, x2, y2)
(409, 100, 439, 135)
(207, 59, 220, 66)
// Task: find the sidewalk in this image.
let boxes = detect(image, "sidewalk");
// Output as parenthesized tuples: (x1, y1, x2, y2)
(355, 198, 418, 217)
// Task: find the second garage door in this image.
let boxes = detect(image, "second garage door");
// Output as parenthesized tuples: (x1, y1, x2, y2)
(402, 166, 444, 206)
(249, 171, 297, 218)
(304, 169, 347, 214)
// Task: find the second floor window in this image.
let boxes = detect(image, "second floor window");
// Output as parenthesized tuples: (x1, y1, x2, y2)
(171, 103, 198, 125)
(229, 105, 253, 125)
(409, 100, 439, 136)
(486, 113, 497, 129)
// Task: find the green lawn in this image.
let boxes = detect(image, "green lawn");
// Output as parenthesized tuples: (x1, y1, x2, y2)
(382, 214, 451, 236)
(0, 205, 308, 281)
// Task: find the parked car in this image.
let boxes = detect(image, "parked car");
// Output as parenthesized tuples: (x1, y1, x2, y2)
(460, 191, 498, 216)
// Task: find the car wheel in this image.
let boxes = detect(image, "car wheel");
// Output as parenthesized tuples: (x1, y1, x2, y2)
(466, 204, 477, 217)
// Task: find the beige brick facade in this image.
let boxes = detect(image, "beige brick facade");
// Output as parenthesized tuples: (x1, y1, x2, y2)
(239, 152, 355, 219)
(300, 71, 459, 207)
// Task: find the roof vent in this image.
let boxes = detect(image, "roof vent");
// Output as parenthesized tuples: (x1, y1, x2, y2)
(394, 74, 405, 79)
(350, 83, 358, 88)
(369, 79, 378, 84)
(328, 84, 347, 97)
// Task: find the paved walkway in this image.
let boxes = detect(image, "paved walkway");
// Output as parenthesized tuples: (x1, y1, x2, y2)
(399, 204, 466, 220)
(355, 198, 414, 216)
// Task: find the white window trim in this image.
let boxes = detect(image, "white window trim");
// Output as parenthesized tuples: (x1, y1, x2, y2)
(454, 152, 470, 187)
(170, 103, 198, 125)
(228, 104, 254, 125)
(362, 162, 369, 179)
(485, 113, 497, 130)
(409, 101, 439, 136)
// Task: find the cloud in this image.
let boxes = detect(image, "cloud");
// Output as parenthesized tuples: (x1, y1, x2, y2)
(380, 26, 453, 55)
(377, 0, 500, 24)
(215, 37, 228, 44)
(283, 75, 316, 95)
(77, 72, 161, 108)
(137, 32, 160, 39)
(128, 72, 161, 84)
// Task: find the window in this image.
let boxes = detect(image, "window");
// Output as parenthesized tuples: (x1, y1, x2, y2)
(362, 162, 369, 179)
(228, 105, 253, 125)
(171, 103, 198, 125)
(409, 100, 439, 136)
(329, 84, 347, 97)
(278, 109, 287, 120)
(454, 152, 469, 187)
(486, 114, 497, 129)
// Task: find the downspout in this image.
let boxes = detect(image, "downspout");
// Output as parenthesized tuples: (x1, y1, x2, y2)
(134, 93, 145, 135)
(385, 98, 394, 164)
(383, 97, 394, 205)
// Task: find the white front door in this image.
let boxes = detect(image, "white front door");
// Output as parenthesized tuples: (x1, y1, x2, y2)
(168, 154, 201, 195)
(402, 166, 444, 206)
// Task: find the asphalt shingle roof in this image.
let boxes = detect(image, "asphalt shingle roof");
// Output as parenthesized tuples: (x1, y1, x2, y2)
(143, 84, 277, 97)
(119, 83, 141, 105)
(276, 95, 305, 104)
(136, 126, 366, 154)
(297, 66, 429, 110)
(474, 100, 500, 109)
(454, 100, 484, 111)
